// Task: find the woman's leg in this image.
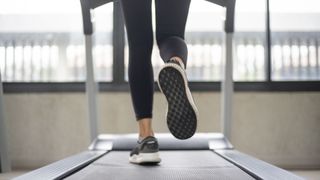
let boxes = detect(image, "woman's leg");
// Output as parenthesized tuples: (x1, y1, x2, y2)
(155, 0, 191, 67)
(120, 0, 154, 138)
(155, 0, 198, 140)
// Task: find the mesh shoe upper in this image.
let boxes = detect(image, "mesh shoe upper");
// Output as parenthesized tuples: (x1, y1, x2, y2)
(130, 136, 159, 156)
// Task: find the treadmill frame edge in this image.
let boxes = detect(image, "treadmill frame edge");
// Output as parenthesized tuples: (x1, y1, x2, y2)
(213, 149, 305, 180)
(13, 150, 108, 180)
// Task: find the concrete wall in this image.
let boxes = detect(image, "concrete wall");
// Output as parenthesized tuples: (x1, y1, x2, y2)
(2, 92, 320, 169)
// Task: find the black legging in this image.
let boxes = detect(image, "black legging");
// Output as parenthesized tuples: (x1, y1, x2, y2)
(120, 0, 191, 120)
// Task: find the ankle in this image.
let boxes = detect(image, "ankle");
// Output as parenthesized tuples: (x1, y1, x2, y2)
(139, 130, 154, 139)
(139, 132, 154, 139)
(138, 118, 154, 139)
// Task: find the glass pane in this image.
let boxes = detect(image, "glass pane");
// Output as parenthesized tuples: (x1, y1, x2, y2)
(185, 1, 224, 81)
(0, 0, 113, 82)
(270, 0, 320, 80)
(94, 4, 113, 82)
(234, 0, 266, 81)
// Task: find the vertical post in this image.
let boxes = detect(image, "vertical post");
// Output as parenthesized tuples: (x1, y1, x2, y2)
(80, 0, 115, 142)
(112, 1, 125, 84)
(221, 33, 234, 140)
(316, 39, 319, 77)
(221, 0, 235, 140)
(0, 70, 11, 172)
(265, 0, 272, 81)
(85, 35, 99, 142)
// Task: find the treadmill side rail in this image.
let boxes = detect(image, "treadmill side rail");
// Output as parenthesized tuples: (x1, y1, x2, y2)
(215, 149, 304, 180)
(13, 150, 107, 180)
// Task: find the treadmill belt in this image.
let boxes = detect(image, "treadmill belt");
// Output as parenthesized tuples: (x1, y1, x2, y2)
(65, 150, 255, 180)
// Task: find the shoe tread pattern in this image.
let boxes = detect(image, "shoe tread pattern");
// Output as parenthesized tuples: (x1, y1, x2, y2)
(158, 66, 197, 140)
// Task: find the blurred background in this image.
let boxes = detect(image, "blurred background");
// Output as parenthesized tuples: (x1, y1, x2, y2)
(0, 0, 319, 179)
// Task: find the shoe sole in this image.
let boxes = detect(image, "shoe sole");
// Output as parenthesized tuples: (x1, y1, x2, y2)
(158, 63, 198, 140)
(129, 152, 161, 164)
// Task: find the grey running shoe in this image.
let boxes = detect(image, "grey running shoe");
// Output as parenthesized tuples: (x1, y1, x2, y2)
(158, 60, 198, 140)
(129, 136, 161, 164)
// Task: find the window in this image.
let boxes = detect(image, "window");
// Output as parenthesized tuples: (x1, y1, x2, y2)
(270, 0, 320, 80)
(234, 0, 266, 81)
(93, 5, 113, 81)
(1, 0, 319, 92)
(0, 0, 113, 82)
(185, 1, 224, 81)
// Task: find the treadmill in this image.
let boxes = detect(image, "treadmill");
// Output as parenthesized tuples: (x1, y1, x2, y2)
(13, 0, 303, 179)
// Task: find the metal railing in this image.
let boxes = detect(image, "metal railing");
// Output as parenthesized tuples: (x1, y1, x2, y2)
(1, 32, 319, 82)
(272, 32, 320, 80)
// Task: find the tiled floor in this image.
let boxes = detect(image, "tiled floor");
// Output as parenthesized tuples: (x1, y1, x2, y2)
(290, 170, 320, 180)
(0, 170, 29, 180)
(1, 170, 320, 180)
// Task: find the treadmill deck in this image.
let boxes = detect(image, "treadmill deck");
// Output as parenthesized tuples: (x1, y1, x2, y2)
(66, 150, 255, 180)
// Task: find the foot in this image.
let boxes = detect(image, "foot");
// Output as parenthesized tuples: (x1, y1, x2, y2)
(129, 136, 161, 164)
(157, 59, 198, 140)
